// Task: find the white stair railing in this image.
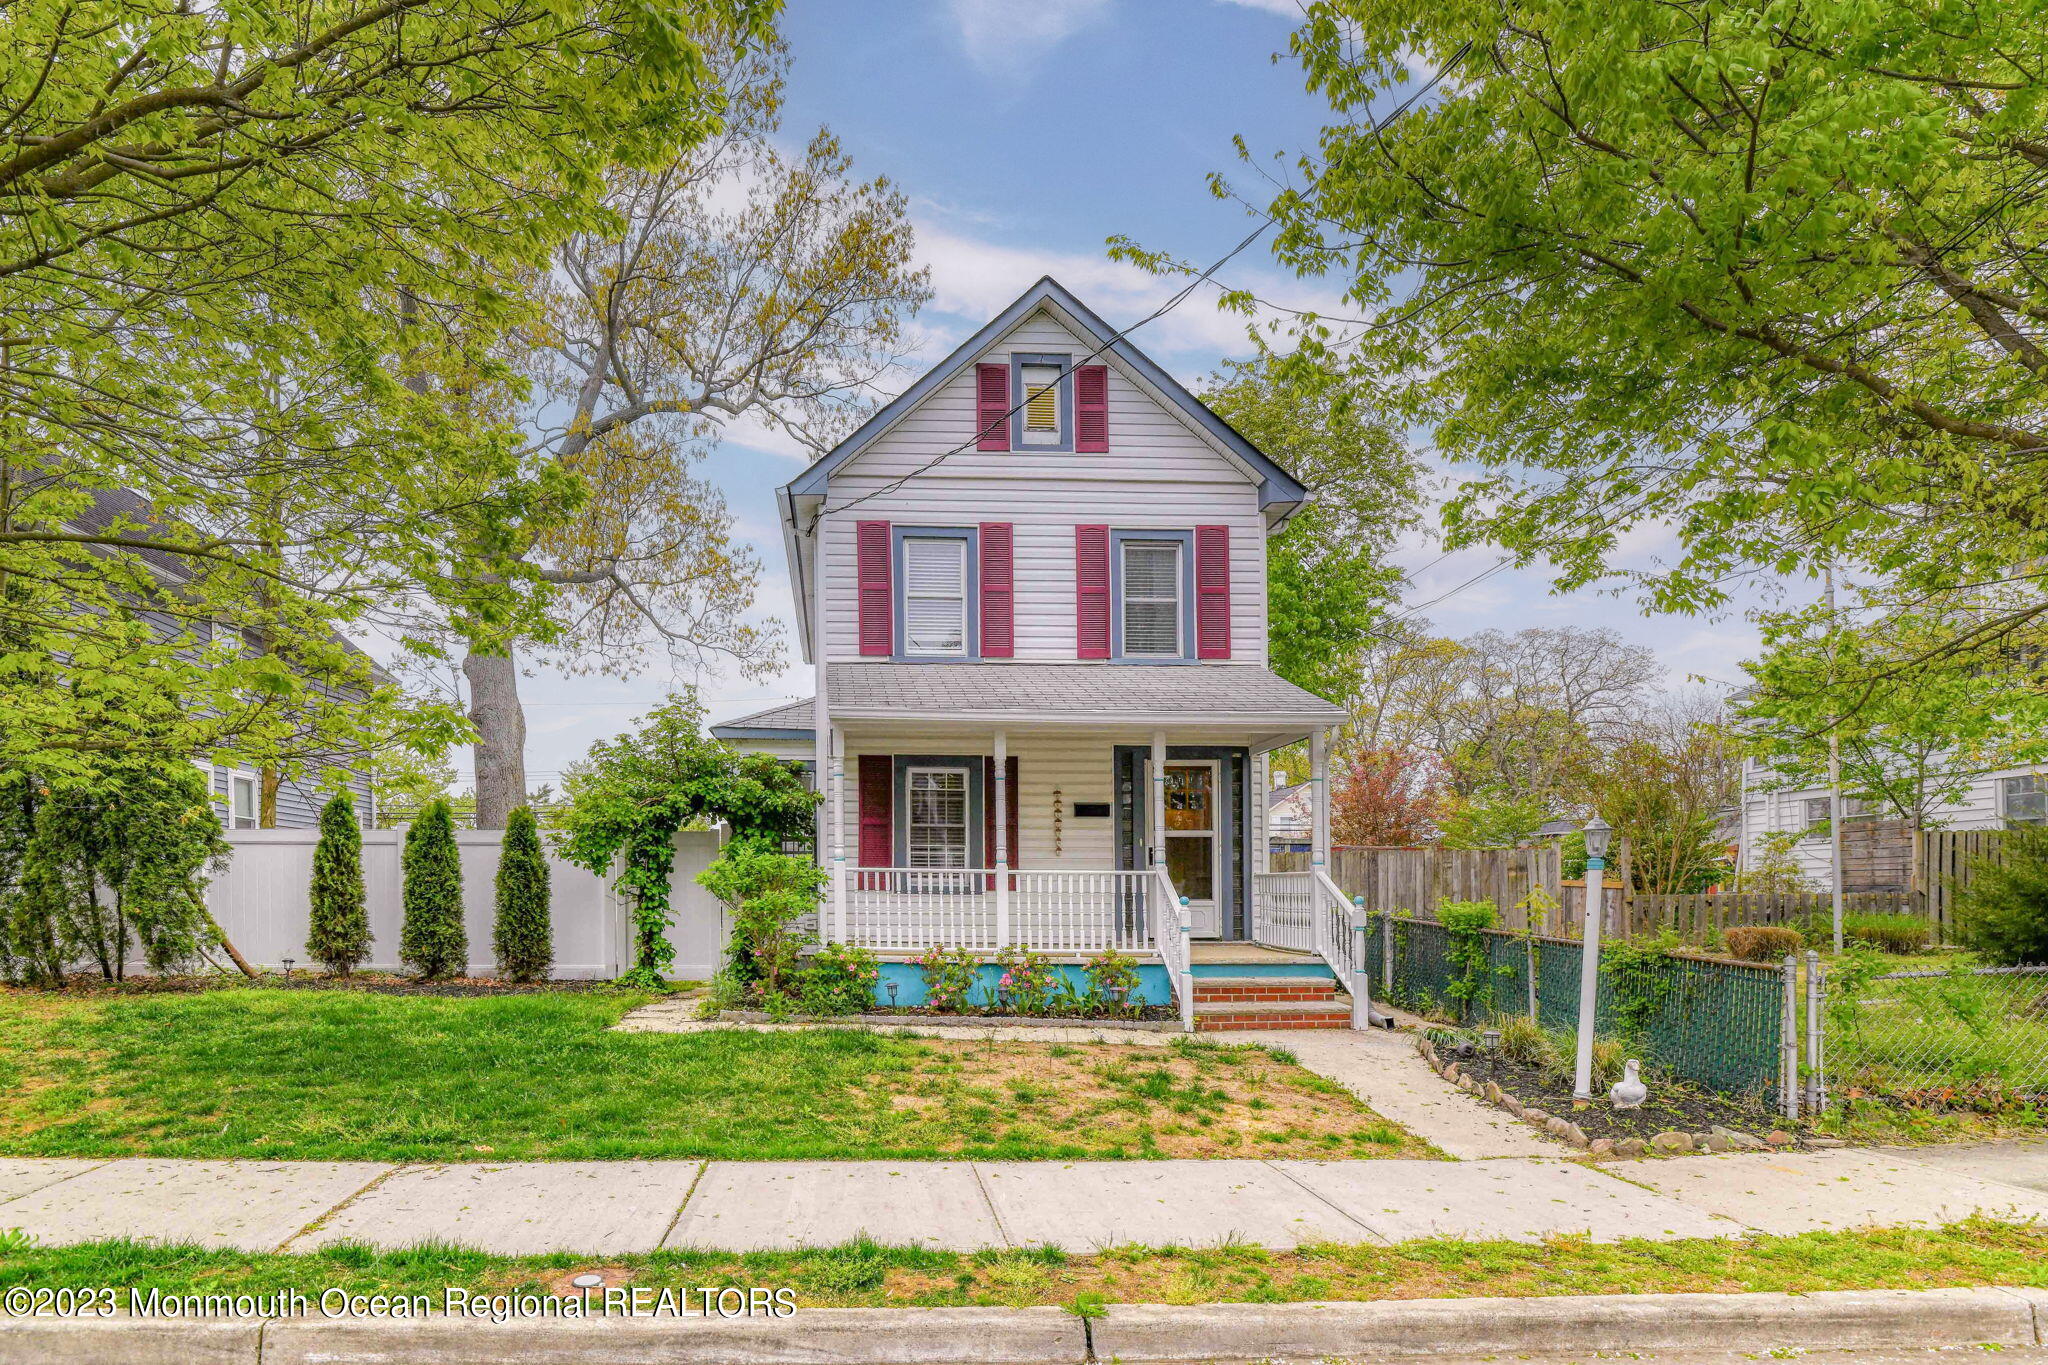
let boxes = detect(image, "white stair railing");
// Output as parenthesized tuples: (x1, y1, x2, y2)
(1311, 868, 1375, 1030)
(1151, 866, 1195, 1032)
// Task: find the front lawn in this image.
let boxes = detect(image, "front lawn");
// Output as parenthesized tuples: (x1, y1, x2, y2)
(0, 987, 1428, 1162)
(4, 1220, 2046, 1309)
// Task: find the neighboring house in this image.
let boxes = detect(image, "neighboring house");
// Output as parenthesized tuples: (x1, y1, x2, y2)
(70, 487, 379, 830)
(1266, 781, 1313, 854)
(1735, 754, 2045, 890)
(716, 278, 1358, 1024)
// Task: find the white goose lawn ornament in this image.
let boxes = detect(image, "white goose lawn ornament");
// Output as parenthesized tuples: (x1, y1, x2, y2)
(1610, 1059, 1647, 1110)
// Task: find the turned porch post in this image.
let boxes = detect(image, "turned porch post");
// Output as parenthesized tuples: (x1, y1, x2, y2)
(994, 729, 1009, 948)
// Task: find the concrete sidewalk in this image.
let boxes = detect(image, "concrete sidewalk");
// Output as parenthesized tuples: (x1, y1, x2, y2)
(5, 1148, 2048, 1256)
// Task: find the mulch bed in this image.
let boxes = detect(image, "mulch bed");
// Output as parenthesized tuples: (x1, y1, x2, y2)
(9, 972, 614, 999)
(1451, 1047, 1785, 1143)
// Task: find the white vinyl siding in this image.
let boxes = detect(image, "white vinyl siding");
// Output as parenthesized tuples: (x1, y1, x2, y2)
(817, 310, 1268, 664)
(1121, 540, 1181, 657)
(902, 536, 968, 656)
(1739, 761, 2048, 885)
(906, 767, 970, 867)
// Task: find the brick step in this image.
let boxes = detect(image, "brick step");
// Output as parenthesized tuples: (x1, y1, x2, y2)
(1193, 998, 1353, 1032)
(1191, 976, 1339, 1004)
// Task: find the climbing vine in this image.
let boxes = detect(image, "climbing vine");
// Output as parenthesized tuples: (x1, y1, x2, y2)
(557, 691, 817, 988)
(1598, 931, 1682, 1050)
(1440, 899, 1503, 1022)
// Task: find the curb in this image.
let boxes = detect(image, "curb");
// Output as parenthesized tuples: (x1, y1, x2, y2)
(4, 1286, 2041, 1364)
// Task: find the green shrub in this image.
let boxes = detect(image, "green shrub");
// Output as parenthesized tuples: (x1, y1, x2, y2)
(1843, 912, 1932, 956)
(1725, 924, 1803, 963)
(698, 837, 826, 1000)
(492, 806, 552, 982)
(307, 794, 369, 976)
(797, 942, 880, 1015)
(915, 943, 983, 1011)
(398, 799, 466, 979)
(1954, 825, 2048, 966)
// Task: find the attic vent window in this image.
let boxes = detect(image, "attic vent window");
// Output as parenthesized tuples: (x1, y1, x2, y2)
(1022, 364, 1060, 436)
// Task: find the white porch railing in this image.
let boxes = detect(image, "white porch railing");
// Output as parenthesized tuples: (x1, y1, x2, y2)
(1251, 871, 1316, 952)
(1150, 866, 1195, 1032)
(835, 868, 1159, 955)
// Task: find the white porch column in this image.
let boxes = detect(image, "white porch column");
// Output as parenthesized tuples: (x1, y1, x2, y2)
(993, 729, 1009, 948)
(1150, 729, 1168, 872)
(1310, 727, 1330, 874)
(831, 725, 848, 944)
(1249, 752, 1269, 943)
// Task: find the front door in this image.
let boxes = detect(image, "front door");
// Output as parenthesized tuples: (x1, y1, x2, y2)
(1149, 759, 1222, 938)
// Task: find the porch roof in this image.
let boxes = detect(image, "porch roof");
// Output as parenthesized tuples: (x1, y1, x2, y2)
(824, 662, 1346, 728)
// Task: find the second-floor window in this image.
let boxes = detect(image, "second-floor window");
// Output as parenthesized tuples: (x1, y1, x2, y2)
(902, 535, 969, 656)
(230, 772, 258, 829)
(1121, 539, 1182, 658)
(2004, 774, 2046, 826)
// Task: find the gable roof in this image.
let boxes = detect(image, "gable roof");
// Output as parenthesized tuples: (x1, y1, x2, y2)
(782, 276, 1308, 509)
(709, 697, 816, 741)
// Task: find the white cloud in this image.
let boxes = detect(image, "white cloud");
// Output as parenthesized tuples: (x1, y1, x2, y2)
(1214, 0, 1305, 15)
(943, 0, 1113, 78)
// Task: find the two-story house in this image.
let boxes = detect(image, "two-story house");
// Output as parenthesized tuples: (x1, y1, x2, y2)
(715, 279, 1370, 1029)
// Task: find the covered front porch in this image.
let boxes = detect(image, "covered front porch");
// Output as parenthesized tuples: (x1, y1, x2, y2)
(796, 663, 1367, 1026)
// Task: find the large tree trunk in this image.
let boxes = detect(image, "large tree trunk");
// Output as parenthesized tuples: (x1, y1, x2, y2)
(465, 647, 527, 829)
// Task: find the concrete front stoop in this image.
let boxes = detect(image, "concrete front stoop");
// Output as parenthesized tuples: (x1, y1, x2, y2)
(7, 1286, 2045, 1365)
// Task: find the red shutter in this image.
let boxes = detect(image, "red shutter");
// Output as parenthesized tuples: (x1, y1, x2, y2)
(1196, 524, 1231, 660)
(858, 756, 893, 878)
(983, 756, 1020, 888)
(976, 362, 1010, 451)
(1075, 364, 1108, 453)
(857, 521, 891, 656)
(980, 522, 1014, 658)
(1075, 525, 1110, 659)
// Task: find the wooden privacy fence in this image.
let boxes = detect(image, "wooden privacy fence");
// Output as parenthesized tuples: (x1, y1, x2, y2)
(1277, 844, 1565, 931)
(1916, 829, 2010, 945)
(1628, 890, 1916, 942)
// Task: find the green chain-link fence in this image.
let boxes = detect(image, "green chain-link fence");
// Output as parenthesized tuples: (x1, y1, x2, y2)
(1371, 913, 1789, 1106)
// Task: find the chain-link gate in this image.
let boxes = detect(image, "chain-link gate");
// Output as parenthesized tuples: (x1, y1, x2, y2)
(1812, 960, 2048, 1113)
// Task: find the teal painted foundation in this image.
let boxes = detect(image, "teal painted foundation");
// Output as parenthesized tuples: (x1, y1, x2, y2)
(872, 961, 1172, 1009)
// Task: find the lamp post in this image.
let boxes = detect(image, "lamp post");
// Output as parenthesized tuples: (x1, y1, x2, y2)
(1572, 817, 1613, 1102)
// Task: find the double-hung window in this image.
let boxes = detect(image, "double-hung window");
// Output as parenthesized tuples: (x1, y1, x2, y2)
(905, 767, 970, 868)
(902, 535, 969, 656)
(2004, 774, 2046, 826)
(1120, 539, 1182, 658)
(229, 772, 258, 829)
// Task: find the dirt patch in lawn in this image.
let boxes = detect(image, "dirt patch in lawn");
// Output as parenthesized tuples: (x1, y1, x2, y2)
(866, 1036, 1438, 1159)
(1455, 1051, 1785, 1143)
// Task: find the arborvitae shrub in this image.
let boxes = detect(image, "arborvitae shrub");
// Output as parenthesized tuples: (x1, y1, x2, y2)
(399, 799, 466, 979)
(1956, 825, 2048, 966)
(307, 794, 369, 975)
(492, 806, 552, 982)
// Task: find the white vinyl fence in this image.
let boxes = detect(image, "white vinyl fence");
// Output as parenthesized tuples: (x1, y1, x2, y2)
(205, 827, 732, 980)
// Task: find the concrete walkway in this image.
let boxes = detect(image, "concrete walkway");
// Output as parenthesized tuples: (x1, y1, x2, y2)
(6, 1148, 2048, 1256)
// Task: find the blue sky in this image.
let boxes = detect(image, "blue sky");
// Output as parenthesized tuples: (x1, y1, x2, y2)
(499, 0, 1782, 790)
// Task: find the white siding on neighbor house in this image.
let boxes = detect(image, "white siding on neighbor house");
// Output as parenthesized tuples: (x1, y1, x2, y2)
(1740, 758, 2047, 885)
(816, 310, 1269, 665)
(201, 761, 374, 831)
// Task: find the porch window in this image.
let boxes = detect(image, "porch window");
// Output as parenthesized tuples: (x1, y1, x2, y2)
(906, 767, 970, 868)
(903, 536, 968, 656)
(1120, 540, 1181, 657)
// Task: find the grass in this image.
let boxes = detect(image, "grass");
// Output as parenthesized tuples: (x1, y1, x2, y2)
(0, 987, 1429, 1162)
(6, 1220, 2048, 1309)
